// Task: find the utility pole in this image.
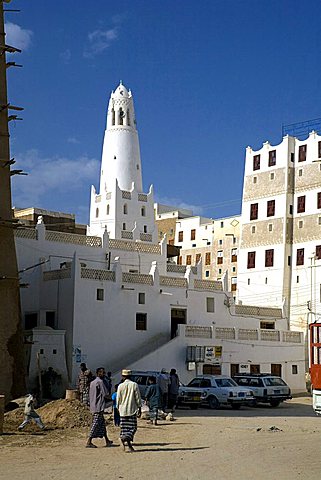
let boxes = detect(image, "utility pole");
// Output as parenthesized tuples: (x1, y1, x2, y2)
(0, 0, 25, 401)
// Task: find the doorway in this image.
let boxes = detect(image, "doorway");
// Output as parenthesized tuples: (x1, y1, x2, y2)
(171, 308, 186, 338)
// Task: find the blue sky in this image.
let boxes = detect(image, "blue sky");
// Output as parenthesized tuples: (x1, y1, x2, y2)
(6, 0, 321, 224)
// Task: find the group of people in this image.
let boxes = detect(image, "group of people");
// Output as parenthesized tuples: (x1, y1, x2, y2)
(17, 362, 180, 454)
(84, 365, 180, 452)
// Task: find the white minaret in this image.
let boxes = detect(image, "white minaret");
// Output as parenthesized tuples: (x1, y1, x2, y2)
(89, 82, 156, 243)
(100, 81, 143, 193)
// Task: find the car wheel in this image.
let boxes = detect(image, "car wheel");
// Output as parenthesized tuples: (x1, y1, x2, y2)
(208, 396, 220, 409)
(190, 404, 199, 410)
(231, 404, 241, 410)
(270, 400, 280, 408)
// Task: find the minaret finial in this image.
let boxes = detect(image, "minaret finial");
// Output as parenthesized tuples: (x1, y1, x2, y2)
(120, 80, 122, 85)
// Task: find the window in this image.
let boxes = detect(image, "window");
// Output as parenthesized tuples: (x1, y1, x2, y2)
(252, 225, 256, 234)
(141, 207, 146, 216)
(186, 255, 192, 265)
(247, 251, 256, 269)
(268, 150, 276, 166)
(53, 349, 57, 355)
(297, 275, 299, 283)
(143, 225, 147, 233)
(297, 195, 306, 213)
(205, 252, 211, 265)
(218, 239, 223, 245)
(123, 204, 128, 214)
(46, 311, 55, 328)
(195, 253, 201, 264)
(296, 248, 304, 266)
(318, 192, 321, 209)
(205, 270, 210, 278)
(267, 199, 275, 217)
(316, 245, 321, 260)
(178, 256, 182, 265)
(248, 278, 250, 285)
(106, 204, 110, 215)
(319, 141, 321, 159)
(192, 243, 196, 247)
(25, 312, 38, 330)
(231, 277, 237, 291)
(218, 268, 222, 274)
(217, 250, 223, 265)
(253, 176, 257, 184)
(289, 205, 293, 214)
(190, 229, 196, 241)
(253, 154, 260, 171)
(298, 144, 307, 162)
(136, 313, 147, 330)
(206, 297, 215, 313)
(111, 108, 115, 125)
(319, 217, 321, 226)
(96, 208, 99, 218)
(265, 249, 274, 267)
(119, 107, 124, 125)
(232, 266, 236, 273)
(178, 231, 183, 242)
(96, 289, 104, 301)
(220, 221, 224, 228)
(250, 203, 258, 220)
(298, 169, 302, 177)
(138, 292, 145, 304)
(260, 321, 275, 330)
(268, 223, 273, 232)
(292, 365, 298, 375)
(40, 349, 44, 354)
(270, 172, 274, 180)
(122, 223, 126, 230)
(288, 256, 291, 266)
(299, 220, 303, 229)
(231, 248, 237, 262)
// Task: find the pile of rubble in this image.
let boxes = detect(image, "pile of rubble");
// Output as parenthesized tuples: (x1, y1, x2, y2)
(5, 399, 93, 429)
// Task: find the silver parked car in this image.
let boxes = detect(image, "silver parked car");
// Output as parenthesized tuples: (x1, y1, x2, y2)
(184, 375, 255, 409)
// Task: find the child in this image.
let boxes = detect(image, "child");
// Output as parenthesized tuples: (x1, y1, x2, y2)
(18, 394, 45, 431)
(111, 384, 120, 427)
(144, 376, 161, 425)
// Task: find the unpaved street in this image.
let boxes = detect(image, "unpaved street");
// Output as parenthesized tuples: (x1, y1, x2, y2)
(1, 397, 320, 480)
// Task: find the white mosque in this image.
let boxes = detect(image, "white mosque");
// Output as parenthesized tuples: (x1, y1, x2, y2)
(15, 82, 305, 395)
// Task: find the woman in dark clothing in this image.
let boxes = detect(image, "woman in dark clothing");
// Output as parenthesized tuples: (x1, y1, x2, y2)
(144, 376, 161, 425)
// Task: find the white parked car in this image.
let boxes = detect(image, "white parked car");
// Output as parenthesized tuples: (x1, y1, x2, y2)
(233, 374, 292, 407)
(183, 375, 254, 409)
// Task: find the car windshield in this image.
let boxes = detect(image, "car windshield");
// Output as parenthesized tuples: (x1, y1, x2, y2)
(264, 377, 287, 387)
(215, 378, 238, 388)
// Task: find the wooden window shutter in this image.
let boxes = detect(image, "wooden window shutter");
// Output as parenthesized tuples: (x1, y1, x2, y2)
(298, 145, 307, 162)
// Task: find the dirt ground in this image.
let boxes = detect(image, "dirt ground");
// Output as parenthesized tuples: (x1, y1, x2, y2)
(1, 396, 321, 480)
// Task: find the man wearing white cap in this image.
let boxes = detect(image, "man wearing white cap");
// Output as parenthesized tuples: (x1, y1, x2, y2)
(117, 369, 141, 452)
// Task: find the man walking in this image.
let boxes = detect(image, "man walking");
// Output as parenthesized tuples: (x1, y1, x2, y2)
(86, 367, 113, 448)
(168, 368, 180, 412)
(77, 362, 93, 405)
(117, 369, 141, 452)
(158, 368, 170, 412)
